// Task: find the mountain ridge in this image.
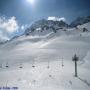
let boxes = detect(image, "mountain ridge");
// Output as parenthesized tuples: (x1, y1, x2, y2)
(0, 16, 90, 44)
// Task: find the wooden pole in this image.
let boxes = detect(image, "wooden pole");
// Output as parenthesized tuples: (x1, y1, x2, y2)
(62, 57, 64, 67)
(75, 60, 78, 77)
(72, 54, 79, 77)
(47, 59, 50, 69)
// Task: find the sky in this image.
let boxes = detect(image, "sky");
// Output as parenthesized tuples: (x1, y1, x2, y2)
(0, 0, 90, 24)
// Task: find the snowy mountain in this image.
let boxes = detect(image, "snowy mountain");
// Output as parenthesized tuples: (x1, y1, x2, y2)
(70, 16, 90, 27)
(25, 19, 68, 36)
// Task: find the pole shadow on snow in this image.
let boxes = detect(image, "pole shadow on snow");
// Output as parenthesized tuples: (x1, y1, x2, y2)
(77, 77, 90, 86)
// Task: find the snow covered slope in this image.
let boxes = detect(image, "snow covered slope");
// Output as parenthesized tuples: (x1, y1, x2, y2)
(0, 22, 90, 90)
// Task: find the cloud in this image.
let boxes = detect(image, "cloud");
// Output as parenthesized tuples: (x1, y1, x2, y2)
(47, 16, 66, 22)
(0, 16, 26, 42)
(0, 16, 19, 33)
(0, 16, 18, 42)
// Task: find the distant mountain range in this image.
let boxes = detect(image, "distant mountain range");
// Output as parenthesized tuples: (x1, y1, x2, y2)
(25, 19, 68, 36)
(70, 16, 90, 27)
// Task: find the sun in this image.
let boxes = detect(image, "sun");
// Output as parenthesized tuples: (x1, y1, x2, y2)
(27, 0, 35, 5)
